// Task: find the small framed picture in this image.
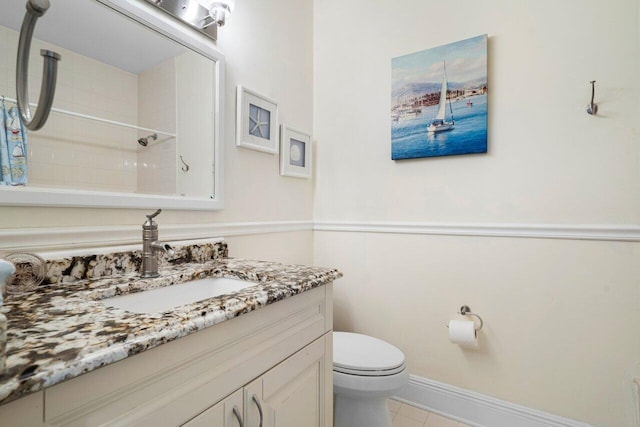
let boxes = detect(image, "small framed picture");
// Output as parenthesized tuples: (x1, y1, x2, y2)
(236, 85, 279, 154)
(280, 125, 312, 178)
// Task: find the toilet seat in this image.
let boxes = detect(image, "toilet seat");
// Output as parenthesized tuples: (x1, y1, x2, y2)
(333, 363, 406, 376)
(333, 332, 405, 377)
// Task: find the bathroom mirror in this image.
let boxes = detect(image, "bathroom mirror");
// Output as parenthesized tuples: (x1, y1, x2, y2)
(0, 0, 225, 210)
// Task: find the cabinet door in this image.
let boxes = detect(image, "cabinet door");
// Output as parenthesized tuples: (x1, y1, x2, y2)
(183, 389, 244, 427)
(244, 336, 330, 427)
(0, 392, 44, 427)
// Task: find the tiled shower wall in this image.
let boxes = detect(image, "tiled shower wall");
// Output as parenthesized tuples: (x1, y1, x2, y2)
(0, 25, 139, 193)
(125, 51, 214, 197)
(0, 25, 216, 197)
(0, 25, 198, 193)
(137, 58, 177, 195)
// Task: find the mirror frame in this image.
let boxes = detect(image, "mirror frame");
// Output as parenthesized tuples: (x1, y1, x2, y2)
(0, 0, 225, 210)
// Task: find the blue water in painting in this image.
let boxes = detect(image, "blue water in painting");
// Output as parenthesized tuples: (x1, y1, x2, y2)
(391, 94, 487, 160)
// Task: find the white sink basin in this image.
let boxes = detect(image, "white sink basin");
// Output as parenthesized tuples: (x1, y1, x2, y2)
(103, 277, 256, 314)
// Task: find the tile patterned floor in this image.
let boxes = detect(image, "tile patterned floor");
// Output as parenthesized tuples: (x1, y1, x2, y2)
(388, 399, 472, 427)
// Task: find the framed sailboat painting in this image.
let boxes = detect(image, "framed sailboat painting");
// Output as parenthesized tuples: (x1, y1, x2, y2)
(391, 35, 488, 160)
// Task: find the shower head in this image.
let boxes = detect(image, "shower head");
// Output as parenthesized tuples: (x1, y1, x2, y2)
(137, 133, 158, 147)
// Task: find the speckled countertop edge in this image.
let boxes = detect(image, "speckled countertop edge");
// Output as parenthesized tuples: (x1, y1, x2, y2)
(0, 256, 342, 406)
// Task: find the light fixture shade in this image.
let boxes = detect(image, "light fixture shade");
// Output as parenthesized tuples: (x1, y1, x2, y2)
(222, 0, 235, 13)
(193, 0, 235, 26)
(208, 0, 235, 26)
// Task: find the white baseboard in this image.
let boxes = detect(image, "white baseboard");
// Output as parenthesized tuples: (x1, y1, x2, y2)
(394, 375, 592, 427)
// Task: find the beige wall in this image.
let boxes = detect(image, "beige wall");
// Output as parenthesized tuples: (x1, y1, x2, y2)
(313, 0, 640, 426)
(315, 233, 640, 425)
(314, 0, 638, 224)
(216, 0, 314, 224)
(0, 0, 315, 263)
(226, 231, 314, 264)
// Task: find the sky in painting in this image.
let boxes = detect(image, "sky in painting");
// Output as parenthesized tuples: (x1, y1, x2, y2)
(392, 35, 487, 93)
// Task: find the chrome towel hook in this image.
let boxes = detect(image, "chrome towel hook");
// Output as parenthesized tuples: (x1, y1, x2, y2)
(458, 305, 484, 332)
(16, 0, 61, 131)
(586, 80, 598, 115)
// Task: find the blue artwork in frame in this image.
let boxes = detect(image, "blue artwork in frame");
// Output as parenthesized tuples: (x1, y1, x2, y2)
(391, 35, 488, 160)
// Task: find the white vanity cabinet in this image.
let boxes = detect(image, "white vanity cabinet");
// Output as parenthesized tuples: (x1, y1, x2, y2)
(187, 336, 329, 427)
(244, 336, 328, 427)
(0, 284, 333, 427)
(183, 389, 244, 427)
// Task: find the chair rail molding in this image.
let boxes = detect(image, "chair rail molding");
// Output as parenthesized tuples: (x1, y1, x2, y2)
(0, 220, 313, 252)
(2, 220, 638, 252)
(313, 220, 640, 242)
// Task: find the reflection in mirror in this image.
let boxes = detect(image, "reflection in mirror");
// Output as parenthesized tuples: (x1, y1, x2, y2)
(0, 0, 218, 202)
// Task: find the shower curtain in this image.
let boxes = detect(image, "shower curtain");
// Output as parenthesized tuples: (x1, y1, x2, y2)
(0, 103, 28, 186)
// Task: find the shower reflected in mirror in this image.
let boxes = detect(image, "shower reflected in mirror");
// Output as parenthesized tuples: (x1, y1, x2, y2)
(137, 133, 158, 147)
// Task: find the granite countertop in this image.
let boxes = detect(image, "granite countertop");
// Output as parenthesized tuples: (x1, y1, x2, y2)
(0, 242, 341, 406)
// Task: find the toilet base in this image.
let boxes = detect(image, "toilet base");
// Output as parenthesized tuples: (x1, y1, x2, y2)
(334, 395, 392, 427)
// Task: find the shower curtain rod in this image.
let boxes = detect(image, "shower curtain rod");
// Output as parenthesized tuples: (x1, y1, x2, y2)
(1, 95, 176, 138)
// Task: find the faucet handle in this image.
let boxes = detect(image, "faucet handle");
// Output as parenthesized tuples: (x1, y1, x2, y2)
(144, 209, 162, 227)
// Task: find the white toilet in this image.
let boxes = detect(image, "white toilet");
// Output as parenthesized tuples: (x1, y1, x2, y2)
(333, 332, 409, 427)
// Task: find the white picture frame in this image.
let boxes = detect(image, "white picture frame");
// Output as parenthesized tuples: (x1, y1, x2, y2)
(236, 85, 279, 154)
(280, 125, 312, 178)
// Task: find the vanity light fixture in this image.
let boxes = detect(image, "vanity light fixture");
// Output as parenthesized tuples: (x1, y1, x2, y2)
(144, 0, 236, 40)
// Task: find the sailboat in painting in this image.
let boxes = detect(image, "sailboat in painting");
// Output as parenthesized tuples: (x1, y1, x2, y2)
(427, 61, 454, 133)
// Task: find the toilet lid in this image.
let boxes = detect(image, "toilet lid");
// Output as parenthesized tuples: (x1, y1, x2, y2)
(333, 332, 405, 376)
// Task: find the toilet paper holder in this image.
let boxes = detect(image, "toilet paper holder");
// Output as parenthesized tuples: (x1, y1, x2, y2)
(457, 305, 484, 332)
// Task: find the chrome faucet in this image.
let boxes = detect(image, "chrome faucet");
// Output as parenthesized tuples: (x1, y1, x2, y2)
(141, 209, 175, 278)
